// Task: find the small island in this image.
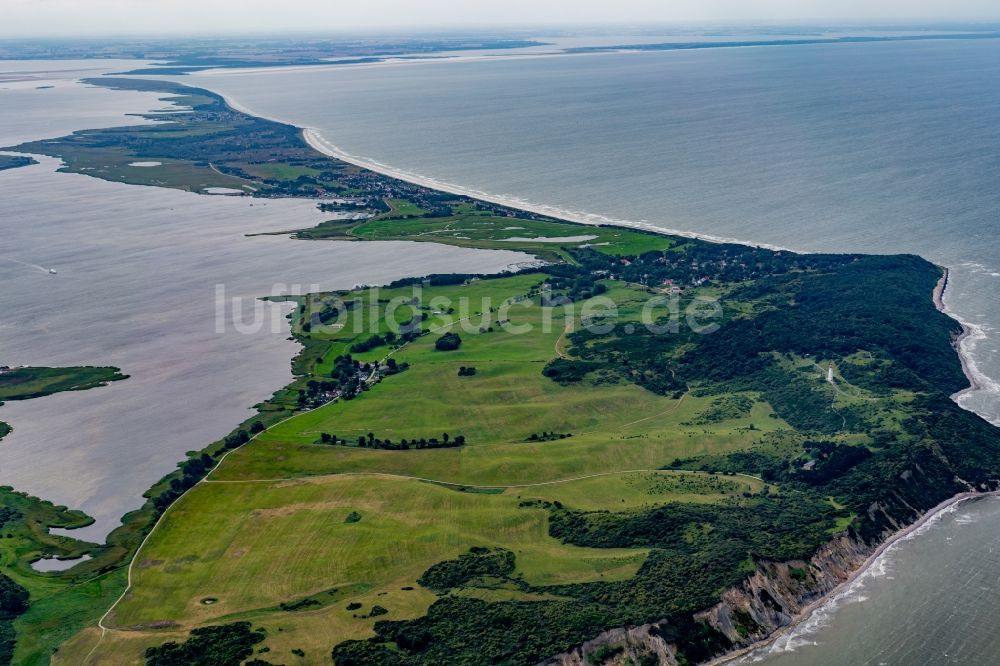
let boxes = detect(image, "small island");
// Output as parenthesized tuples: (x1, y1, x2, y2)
(0, 155, 37, 172)
(0, 365, 127, 440)
(0, 364, 125, 665)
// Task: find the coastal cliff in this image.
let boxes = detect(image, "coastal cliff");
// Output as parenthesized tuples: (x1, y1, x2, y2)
(538, 532, 872, 666)
(539, 266, 996, 666)
(539, 473, 999, 666)
(540, 505, 955, 666)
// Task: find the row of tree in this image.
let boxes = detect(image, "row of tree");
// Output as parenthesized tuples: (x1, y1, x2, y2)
(318, 432, 465, 450)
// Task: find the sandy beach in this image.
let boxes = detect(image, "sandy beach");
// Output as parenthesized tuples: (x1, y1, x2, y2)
(932, 267, 981, 397)
(932, 267, 949, 310)
(302, 123, 793, 251)
(935, 267, 997, 415)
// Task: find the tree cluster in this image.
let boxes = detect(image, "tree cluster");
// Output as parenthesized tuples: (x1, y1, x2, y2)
(434, 333, 462, 351)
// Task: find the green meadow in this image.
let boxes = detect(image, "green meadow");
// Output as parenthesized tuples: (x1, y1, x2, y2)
(78, 276, 788, 664)
(0, 366, 126, 403)
(336, 204, 675, 259)
(0, 367, 129, 665)
(222, 275, 784, 484)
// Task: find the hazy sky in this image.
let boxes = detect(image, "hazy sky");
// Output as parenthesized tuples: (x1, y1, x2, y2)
(4, 0, 1000, 38)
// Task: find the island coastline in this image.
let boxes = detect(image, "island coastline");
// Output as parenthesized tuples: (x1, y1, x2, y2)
(172, 86, 1000, 664)
(198, 83, 792, 251)
(934, 267, 995, 418)
(292, 100, 989, 430)
(265, 95, 999, 666)
(7, 75, 999, 665)
(706, 490, 999, 666)
(694, 265, 993, 666)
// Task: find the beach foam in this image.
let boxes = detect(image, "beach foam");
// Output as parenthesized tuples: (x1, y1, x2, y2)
(300, 123, 797, 252)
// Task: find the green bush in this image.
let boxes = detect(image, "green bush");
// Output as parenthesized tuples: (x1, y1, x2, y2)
(145, 622, 265, 666)
(434, 333, 462, 351)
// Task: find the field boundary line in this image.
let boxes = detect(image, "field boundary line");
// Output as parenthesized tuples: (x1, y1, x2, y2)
(84, 401, 327, 661)
(202, 467, 766, 488)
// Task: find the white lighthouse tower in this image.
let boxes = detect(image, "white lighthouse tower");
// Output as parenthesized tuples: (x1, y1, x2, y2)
(827, 362, 834, 382)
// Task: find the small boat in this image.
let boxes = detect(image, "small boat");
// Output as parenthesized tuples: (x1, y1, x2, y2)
(48, 268, 57, 275)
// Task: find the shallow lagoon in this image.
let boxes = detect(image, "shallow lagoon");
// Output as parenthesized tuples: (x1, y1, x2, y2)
(0, 69, 528, 541)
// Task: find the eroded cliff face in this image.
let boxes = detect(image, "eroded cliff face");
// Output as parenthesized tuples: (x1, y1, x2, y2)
(539, 532, 874, 666)
(693, 534, 870, 646)
(538, 622, 681, 666)
(539, 453, 993, 666)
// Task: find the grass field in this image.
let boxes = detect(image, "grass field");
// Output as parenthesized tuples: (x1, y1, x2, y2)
(7, 77, 979, 666)
(0, 485, 127, 666)
(85, 467, 770, 664)
(78, 274, 790, 664)
(338, 206, 675, 259)
(382, 198, 428, 218)
(26, 142, 257, 194)
(0, 367, 136, 664)
(220, 275, 784, 483)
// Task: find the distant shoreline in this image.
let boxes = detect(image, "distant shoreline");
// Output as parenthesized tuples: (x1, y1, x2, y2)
(305, 124, 794, 252)
(932, 268, 979, 396)
(250, 92, 1000, 666)
(213, 94, 797, 254)
(935, 266, 994, 414)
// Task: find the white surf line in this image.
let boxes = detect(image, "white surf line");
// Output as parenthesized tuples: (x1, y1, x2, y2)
(300, 127, 799, 253)
(200, 85, 796, 254)
(707, 489, 1000, 666)
(940, 273, 1000, 426)
(77, 81, 1000, 657)
(707, 275, 1000, 665)
(0, 256, 50, 274)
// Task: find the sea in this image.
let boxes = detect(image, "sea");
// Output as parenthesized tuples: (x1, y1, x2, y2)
(3, 33, 1000, 663)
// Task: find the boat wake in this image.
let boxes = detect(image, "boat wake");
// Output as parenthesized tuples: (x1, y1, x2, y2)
(1, 256, 52, 275)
